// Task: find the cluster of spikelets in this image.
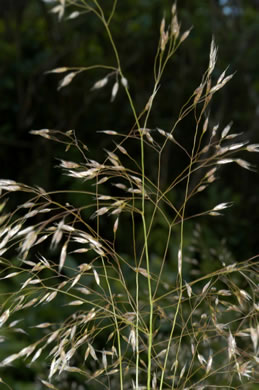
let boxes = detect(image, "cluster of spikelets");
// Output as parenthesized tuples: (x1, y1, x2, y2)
(0, 1, 258, 389)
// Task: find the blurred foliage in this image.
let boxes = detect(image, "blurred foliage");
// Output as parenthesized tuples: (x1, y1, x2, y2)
(0, 0, 259, 387)
(0, 0, 259, 259)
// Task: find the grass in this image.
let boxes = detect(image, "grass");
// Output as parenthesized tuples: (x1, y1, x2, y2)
(0, 1, 258, 389)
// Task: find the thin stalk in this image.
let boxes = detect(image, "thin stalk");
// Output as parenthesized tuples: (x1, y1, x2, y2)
(135, 261, 140, 389)
(86, 5, 141, 386)
(139, 131, 153, 390)
(131, 205, 140, 389)
(142, 213, 153, 390)
(101, 256, 124, 390)
(159, 116, 202, 390)
(171, 117, 201, 389)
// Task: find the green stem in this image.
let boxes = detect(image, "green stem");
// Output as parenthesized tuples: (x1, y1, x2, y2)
(101, 257, 124, 390)
(140, 134, 153, 390)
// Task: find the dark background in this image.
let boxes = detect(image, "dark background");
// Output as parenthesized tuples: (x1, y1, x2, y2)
(1, 0, 258, 257)
(0, 0, 259, 387)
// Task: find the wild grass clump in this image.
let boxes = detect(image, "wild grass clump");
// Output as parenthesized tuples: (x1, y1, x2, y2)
(0, 1, 258, 389)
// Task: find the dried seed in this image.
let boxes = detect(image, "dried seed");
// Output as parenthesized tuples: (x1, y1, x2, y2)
(202, 281, 211, 294)
(102, 350, 108, 369)
(46, 291, 57, 303)
(46, 67, 69, 74)
(179, 363, 187, 379)
(67, 11, 80, 19)
(58, 72, 77, 90)
(111, 81, 119, 102)
(208, 38, 217, 76)
(1, 353, 19, 366)
(88, 343, 98, 360)
(206, 354, 213, 373)
(78, 263, 92, 272)
(98, 130, 118, 135)
(113, 217, 119, 233)
(41, 379, 58, 390)
(185, 281, 192, 298)
(213, 202, 232, 211)
(134, 267, 150, 278)
(121, 76, 128, 88)
(178, 248, 182, 275)
(197, 353, 206, 366)
(91, 77, 108, 90)
(70, 273, 81, 289)
(0, 309, 10, 327)
(180, 28, 192, 44)
(59, 241, 67, 272)
(2, 272, 20, 280)
(93, 269, 100, 286)
(228, 331, 238, 360)
(67, 300, 84, 306)
(31, 348, 42, 363)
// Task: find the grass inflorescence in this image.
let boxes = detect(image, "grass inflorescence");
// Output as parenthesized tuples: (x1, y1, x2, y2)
(0, 1, 258, 389)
